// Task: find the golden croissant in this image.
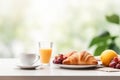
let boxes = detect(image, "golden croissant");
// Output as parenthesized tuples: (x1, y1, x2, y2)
(62, 51, 98, 65)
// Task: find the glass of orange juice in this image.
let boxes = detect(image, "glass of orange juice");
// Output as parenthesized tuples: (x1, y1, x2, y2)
(39, 42, 53, 66)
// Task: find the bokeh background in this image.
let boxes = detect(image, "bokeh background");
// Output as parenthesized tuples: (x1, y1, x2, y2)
(0, 0, 120, 58)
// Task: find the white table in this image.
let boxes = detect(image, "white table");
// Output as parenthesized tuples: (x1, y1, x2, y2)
(0, 58, 120, 80)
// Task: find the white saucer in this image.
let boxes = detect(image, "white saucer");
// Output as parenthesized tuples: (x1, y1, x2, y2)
(17, 64, 40, 69)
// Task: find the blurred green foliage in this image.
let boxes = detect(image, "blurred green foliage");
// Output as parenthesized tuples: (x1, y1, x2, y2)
(106, 14, 119, 24)
(89, 14, 120, 56)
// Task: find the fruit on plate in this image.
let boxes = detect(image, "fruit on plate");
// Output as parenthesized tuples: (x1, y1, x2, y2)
(53, 51, 98, 65)
(100, 50, 118, 66)
(53, 51, 76, 64)
(53, 54, 67, 64)
(109, 57, 120, 69)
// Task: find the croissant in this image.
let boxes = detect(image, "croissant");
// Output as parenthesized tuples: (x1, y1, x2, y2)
(62, 51, 98, 65)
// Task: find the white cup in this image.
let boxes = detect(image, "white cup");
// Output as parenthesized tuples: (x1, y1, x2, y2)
(20, 53, 39, 66)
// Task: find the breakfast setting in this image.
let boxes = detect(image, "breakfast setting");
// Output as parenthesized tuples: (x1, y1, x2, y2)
(16, 41, 120, 72)
(1, 0, 120, 80)
(0, 41, 120, 80)
(52, 49, 120, 71)
(1, 38, 119, 78)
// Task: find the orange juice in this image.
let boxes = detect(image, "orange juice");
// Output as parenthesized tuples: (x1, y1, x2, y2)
(39, 48, 52, 64)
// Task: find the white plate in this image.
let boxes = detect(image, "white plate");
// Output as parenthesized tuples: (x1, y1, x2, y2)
(54, 64, 98, 69)
(17, 65, 40, 69)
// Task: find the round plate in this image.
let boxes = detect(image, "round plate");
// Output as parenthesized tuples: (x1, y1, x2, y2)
(54, 64, 97, 69)
(17, 65, 40, 69)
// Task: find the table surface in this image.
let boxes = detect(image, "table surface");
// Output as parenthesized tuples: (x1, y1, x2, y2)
(0, 58, 120, 80)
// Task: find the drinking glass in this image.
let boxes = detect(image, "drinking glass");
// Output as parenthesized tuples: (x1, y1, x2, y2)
(39, 42, 53, 66)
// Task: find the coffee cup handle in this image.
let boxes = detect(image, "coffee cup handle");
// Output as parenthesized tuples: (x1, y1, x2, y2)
(33, 55, 40, 65)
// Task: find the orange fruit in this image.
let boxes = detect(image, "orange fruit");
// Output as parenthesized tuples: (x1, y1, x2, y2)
(100, 50, 118, 66)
